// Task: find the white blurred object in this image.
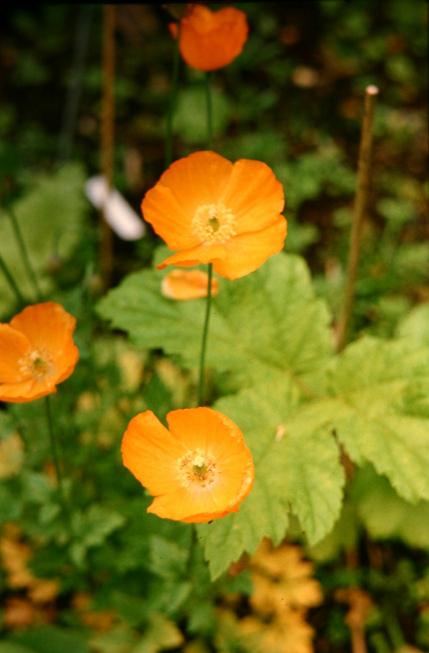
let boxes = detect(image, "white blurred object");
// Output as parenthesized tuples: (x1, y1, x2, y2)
(85, 175, 145, 241)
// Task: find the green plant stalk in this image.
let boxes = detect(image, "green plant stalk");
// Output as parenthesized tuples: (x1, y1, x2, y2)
(186, 522, 198, 576)
(336, 85, 378, 352)
(45, 396, 69, 522)
(0, 253, 26, 305)
(165, 39, 180, 167)
(7, 207, 42, 301)
(197, 263, 213, 405)
(205, 71, 213, 148)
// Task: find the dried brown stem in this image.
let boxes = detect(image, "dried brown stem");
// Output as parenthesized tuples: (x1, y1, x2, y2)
(100, 5, 116, 287)
(336, 85, 379, 352)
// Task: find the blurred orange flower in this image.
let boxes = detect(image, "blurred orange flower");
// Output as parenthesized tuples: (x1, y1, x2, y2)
(142, 151, 287, 280)
(161, 269, 219, 300)
(0, 302, 79, 403)
(121, 407, 254, 523)
(170, 4, 248, 72)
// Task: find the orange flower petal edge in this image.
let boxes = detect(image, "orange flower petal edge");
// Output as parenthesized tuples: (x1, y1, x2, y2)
(121, 407, 254, 523)
(141, 151, 287, 280)
(173, 4, 249, 72)
(161, 269, 219, 300)
(0, 302, 79, 403)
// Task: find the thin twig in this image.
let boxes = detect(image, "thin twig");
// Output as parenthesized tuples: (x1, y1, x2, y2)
(100, 5, 116, 287)
(336, 85, 378, 352)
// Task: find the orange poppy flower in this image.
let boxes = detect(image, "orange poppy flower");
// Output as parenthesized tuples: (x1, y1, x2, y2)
(170, 4, 248, 72)
(121, 407, 254, 523)
(161, 269, 219, 300)
(142, 151, 287, 280)
(0, 302, 79, 403)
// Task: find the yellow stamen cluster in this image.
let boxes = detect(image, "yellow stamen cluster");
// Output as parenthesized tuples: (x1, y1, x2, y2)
(18, 350, 53, 380)
(177, 449, 217, 488)
(192, 203, 236, 244)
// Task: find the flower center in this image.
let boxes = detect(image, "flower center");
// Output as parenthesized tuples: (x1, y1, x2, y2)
(192, 203, 236, 244)
(18, 349, 53, 381)
(177, 449, 218, 488)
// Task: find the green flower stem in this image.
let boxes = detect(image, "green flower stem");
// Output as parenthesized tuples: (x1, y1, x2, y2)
(205, 71, 213, 149)
(0, 253, 26, 306)
(7, 207, 42, 302)
(197, 263, 213, 405)
(165, 39, 180, 167)
(186, 522, 198, 575)
(45, 396, 69, 522)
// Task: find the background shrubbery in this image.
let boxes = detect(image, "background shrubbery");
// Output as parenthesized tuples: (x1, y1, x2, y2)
(0, 2, 428, 652)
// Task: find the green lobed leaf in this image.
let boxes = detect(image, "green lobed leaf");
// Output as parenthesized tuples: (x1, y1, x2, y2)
(97, 252, 333, 393)
(325, 336, 429, 502)
(197, 378, 345, 579)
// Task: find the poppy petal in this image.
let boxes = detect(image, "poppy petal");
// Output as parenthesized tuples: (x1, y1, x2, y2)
(11, 302, 76, 358)
(220, 159, 285, 234)
(0, 379, 57, 404)
(179, 5, 248, 72)
(213, 217, 287, 279)
(0, 325, 31, 383)
(142, 152, 232, 250)
(161, 270, 219, 300)
(121, 411, 186, 495)
(157, 243, 227, 270)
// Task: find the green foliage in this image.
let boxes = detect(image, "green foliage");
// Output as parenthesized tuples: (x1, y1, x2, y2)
(69, 506, 126, 566)
(97, 251, 333, 393)
(174, 84, 231, 144)
(325, 337, 429, 502)
(0, 164, 88, 315)
(198, 379, 345, 578)
(11, 627, 89, 653)
(397, 302, 429, 347)
(1, 0, 428, 649)
(352, 466, 429, 549)
(98, 248, 429, 579)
